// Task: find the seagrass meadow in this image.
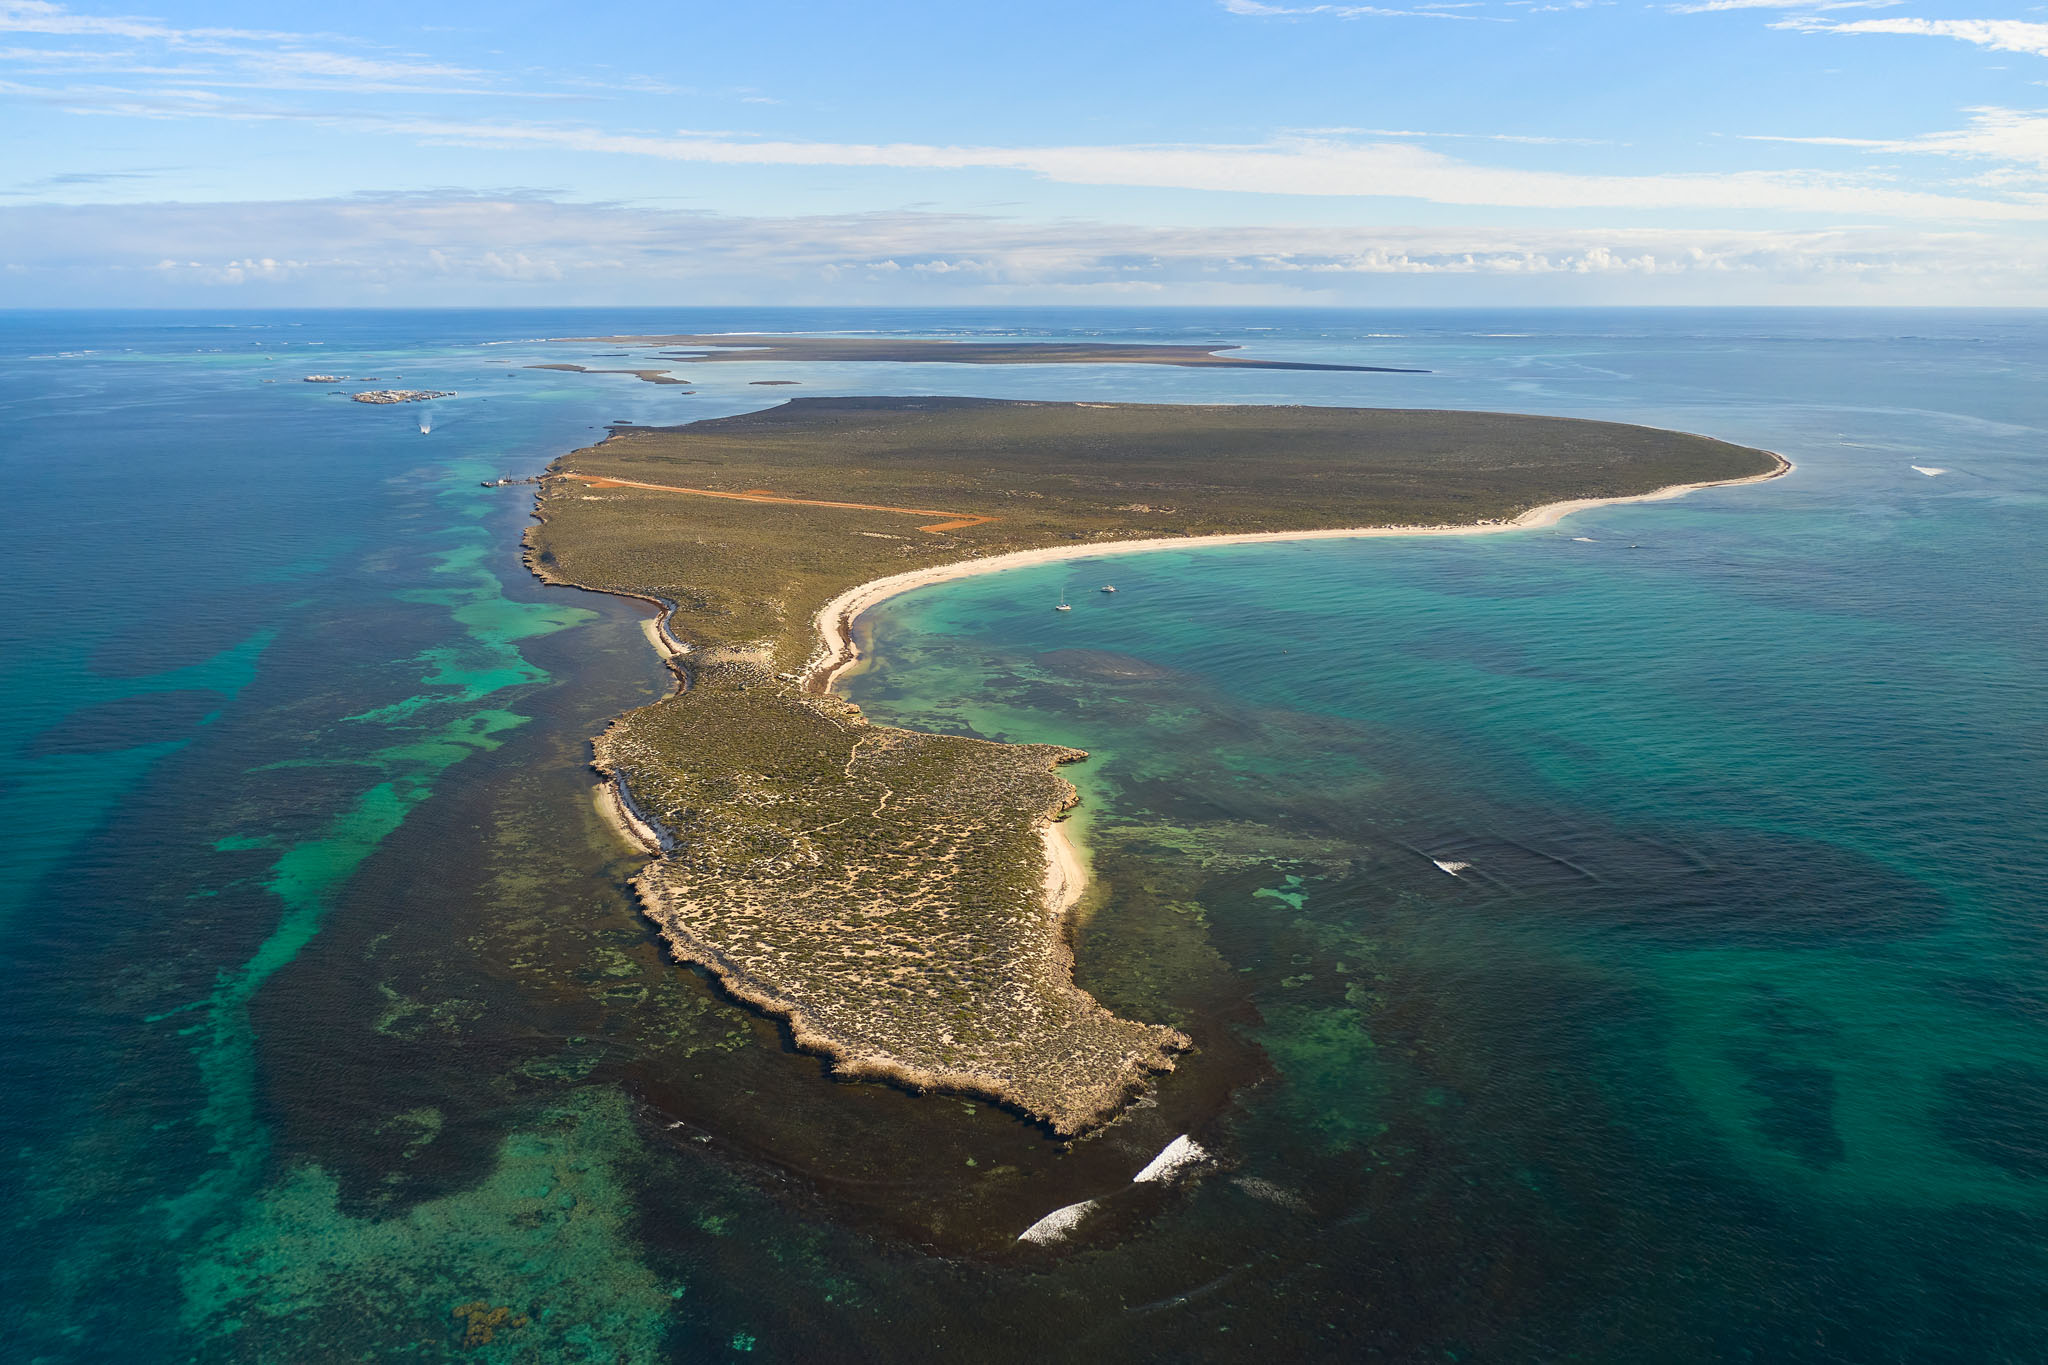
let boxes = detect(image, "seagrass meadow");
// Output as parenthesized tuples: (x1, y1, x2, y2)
(524, 394, 1780, 1133)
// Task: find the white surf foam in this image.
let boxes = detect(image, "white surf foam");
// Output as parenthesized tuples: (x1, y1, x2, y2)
(1431, 859, 1472, 877)
(1911, 466, 1948, 477)
(1570, 536, 1596, 543)
(1133, 1134, 1208, 1184)
(1017, 1199, 1098, 1245)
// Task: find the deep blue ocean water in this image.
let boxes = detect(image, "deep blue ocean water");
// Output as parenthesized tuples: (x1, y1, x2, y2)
(1, 308, 2043, 1362)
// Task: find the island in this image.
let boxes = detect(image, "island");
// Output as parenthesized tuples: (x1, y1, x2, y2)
(353, 389, 453, 404)
(525, 395, 1786, 1134)
(546, 333, 1428, 373)
(525, 363, 691, 386)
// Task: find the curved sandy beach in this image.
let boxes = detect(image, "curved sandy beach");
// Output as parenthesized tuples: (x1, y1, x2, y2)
(805, 452, 1792, 694)
(803, 451, 1791, 912)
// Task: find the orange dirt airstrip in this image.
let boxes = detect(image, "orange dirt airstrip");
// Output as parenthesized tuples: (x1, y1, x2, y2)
(565, 473, 997, 535)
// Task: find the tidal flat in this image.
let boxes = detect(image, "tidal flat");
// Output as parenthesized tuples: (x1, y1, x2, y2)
(527, 394, 1780, 1133)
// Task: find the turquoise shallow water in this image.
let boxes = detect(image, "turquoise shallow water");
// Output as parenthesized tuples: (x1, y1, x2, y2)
(2, 308, 2044, 1362)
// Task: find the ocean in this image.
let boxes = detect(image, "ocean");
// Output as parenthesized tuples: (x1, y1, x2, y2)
(1, 308, 2042, 1362)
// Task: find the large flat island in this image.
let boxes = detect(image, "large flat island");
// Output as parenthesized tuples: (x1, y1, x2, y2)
(526, 396, 1785, 1134)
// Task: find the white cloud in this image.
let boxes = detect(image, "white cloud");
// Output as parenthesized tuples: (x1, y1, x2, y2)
(0, 0, 488, 90)
(373, 120, 2048, 220)
(1747, 106, 2048, 175)
(1672, 1, 1898, 13)
(1219, 0, 1493, 19)
(1778, 17, 2048, 58)
(1293, 124, 1613, 144)
(3, 195, 2043, 306)
(12, 63, 2037, 222)
(226, 49, 481, 85)
(0, 0, 298, 44)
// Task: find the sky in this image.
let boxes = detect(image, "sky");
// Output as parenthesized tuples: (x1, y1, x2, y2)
(2, 0, 2046, 306)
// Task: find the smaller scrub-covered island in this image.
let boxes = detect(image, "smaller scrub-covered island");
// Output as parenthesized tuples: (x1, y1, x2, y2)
(526, 393, 1784, 1135)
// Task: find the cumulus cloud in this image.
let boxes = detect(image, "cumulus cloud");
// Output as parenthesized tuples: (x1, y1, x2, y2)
(2, 195, 2042, 306)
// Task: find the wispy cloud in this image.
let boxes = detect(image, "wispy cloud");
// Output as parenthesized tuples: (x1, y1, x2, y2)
(1671, 0, 1898, 14)
(0, 165, 164, 195)
(1776, 17, 2048, 58)
(1220, 0, 1498, 20)
(0, 0, 300, 45)
(1747, 105, 2048, 176)
(9, 64, 2037, 223)
(1294, 124, 1613, 144)
(364, 121, 2048, 220)
(0, 0, 488, 91)
(0, 2, 764, 104)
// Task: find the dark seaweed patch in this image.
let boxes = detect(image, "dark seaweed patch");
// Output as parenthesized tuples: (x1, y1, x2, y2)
(28, 689, 225, 755)
(1735, 1052, 1846, 1169)
(1938, 1064, 2048, 1179)
(1034, 648, 1178, 682)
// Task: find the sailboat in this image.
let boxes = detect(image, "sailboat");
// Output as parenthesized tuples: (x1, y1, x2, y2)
(1054, 590, 1072, 612)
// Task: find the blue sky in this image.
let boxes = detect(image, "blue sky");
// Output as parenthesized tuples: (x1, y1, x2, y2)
(3, 0, 2046, 305)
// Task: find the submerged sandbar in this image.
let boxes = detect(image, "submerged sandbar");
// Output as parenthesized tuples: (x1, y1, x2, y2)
(526, 396, 1784, 1134)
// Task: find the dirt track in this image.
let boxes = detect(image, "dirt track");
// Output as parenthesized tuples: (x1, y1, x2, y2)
(565, 473, 996, 534)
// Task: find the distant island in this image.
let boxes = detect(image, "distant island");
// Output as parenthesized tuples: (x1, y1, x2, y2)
(525, 394, 1785, 1134)
(546, 333, 1430, 373)
(525, 363, 690, 386)
(353, 389, 452, 404)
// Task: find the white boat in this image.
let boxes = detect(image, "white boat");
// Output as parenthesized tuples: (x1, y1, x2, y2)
(1100, 585, 1118, 593)
(1055, 590, 1072, 612)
